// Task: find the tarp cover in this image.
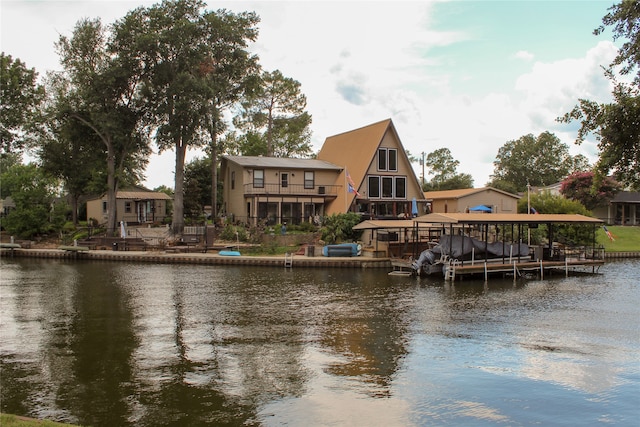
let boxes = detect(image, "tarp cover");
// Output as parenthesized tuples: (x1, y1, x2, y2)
(434, 235, 529, 258)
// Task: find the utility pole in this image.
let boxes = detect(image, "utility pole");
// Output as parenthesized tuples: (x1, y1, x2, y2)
(421, 151, 425, 187)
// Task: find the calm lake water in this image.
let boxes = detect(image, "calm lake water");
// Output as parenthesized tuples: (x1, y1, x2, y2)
(1, 257, 639, 426)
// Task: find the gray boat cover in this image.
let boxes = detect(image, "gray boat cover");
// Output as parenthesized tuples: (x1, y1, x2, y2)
(413, 235, 529, 271)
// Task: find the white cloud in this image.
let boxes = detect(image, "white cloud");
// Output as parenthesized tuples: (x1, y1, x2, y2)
(514, 50, 535, 61)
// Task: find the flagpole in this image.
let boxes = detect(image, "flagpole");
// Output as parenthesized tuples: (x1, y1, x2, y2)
(344, 167, 348, 212)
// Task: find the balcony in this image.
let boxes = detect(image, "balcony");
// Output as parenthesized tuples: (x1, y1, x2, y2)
(243, 183, 340, 197)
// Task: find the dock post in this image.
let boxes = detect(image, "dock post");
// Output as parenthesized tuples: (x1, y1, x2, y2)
(484, 262, 488, 282)
(540, 259, 544, 279)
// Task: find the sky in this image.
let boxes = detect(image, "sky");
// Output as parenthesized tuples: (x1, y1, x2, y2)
(1, 0, 622, 190)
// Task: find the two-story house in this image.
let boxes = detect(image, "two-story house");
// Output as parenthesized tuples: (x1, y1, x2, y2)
(221, 119, 427, 225)
(220, 156, 343, 225)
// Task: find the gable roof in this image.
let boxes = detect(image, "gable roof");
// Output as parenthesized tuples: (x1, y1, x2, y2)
(88, 186, 172, 202)
(223, 155, 341, 171)
(318, 118, 421, 210)
(318, 119, 392, 183)
(424, 187, 520, 200)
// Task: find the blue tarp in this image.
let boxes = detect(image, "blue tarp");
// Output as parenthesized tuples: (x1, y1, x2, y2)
(469, 205, 492, 212)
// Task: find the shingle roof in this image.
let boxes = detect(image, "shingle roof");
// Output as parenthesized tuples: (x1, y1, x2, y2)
(317, 119, 394, 209)
(223, 155, 341, 170)
(611, 191, 640, 203)
(414, 212, 603, 224)
(423, 187, 520, 200)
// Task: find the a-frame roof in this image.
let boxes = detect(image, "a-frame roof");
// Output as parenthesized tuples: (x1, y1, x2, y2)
(318, 119, 420, 210)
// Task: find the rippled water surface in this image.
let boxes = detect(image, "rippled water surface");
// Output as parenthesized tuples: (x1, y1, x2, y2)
(1, 258, 639, 426)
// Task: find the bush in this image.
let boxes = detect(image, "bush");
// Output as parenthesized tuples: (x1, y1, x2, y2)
(320, 212, 363, 244)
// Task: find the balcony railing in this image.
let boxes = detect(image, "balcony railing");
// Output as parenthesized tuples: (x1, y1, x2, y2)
(243, 183, 340, 197)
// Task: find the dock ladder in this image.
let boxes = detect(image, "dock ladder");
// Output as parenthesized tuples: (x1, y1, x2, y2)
(284, 252, 293, 268)
(444, 259, 459, 281)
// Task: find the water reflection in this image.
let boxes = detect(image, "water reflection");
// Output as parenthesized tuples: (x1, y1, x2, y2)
(1, 258, 639, 426)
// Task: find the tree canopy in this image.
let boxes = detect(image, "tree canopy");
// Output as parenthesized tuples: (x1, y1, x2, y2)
(490, 132, 583, 193)
(53, 17, 150, 233)
(422, 147, 474, 191)
(0, 53, 45, 155)
(234, 69, 313, 158)
(114, 0, 260, 232)
(560, 170, 621, 210)
(559, 1, 640, 190)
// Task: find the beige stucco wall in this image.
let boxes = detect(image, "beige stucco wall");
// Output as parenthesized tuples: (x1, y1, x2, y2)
(430, 189, 520, 214)
(86, 197, 169, 225)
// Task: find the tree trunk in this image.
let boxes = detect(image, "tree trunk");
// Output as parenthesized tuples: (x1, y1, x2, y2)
(172, 136, 186, 234)
(71, 193, 79, 225)
(106, 140, 118, 235)
(209, 120, 219, 224)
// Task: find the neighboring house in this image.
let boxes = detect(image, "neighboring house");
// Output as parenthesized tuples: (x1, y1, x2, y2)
(424, 187, 520, 214)
(533, 182, 563, 196)
(1, 196, 15, 217)
(592, 191, 640, 225)
(220, 156, 343, 225)
(317, 119, 427, 218)
(86, 186, 172, 225)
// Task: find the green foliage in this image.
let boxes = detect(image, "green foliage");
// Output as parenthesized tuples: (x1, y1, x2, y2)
(219, 223, 248, 242)
(1, 413, 79, 427)
(320, 212, 363, 244)
(422, 147, 474, 191)
(558, 2, 640, 189)
(0, 163, 65, 238)
(0, 53, 46, 154)
(234, 69, 313, 157)
(517, 191, 594, 246)
(184, 156, 212, 219)
(490, 132, 581, 192)
(595, 0, 640, 87)
(560, 170, 621, 210)
(559, 83, 640, 190)
(518, 191, 591, 216)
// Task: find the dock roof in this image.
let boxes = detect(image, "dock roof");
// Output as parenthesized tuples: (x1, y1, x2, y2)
(413, 213, 603, 224)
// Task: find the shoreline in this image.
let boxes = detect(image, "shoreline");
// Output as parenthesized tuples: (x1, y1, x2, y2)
(0, 247, 393, 268)
(1, 247, 638, 267)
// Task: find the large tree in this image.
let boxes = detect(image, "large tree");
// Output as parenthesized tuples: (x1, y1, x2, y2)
(114, 0, 259, 232)
(0, 53, 45, 155)
(595, 0, 640, 87)
(234, 69, 313, 158)
(559, 1, 640, 189)
(490, 132, 578, 192)
(423, 147, 474, 191)
(54, 18, 150, 234)
(198, 9, 260, 222)
(0, 163, 66, 238)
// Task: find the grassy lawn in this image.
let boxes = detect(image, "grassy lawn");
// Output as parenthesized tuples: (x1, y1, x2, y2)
(0, 414, 79, 427)
(596, 225, 640, 252)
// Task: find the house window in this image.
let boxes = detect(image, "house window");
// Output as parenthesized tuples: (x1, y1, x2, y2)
(395, 177, 406, 198)
(281, 172, 289, 188)
(102, 201, 108, 214)
(368, 176, 380, 198)
(304, 171, 315, 189)
(253, 169, 264, 188)
(378, 148, 387, 170)
(377, 148, 397, 171)
(382, 176, 393, 198)
(231, 171, 235, 190)
(388, 149, 397, 171)
(125, 201, 132, 213)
